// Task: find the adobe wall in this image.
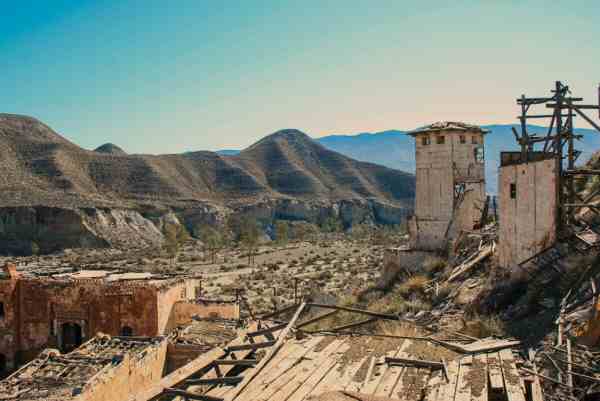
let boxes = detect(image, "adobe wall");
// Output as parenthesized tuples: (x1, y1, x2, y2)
(163, 300, 240, 333)
(78, 339, 168, 401)
(0, 277, 170, 369)
(156, 278, 200, 335)
(0, 278, 19, 371)
(498, 158, 558, 268)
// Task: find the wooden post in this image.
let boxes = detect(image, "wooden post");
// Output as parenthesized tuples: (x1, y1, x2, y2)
(566, 338, 573, 388)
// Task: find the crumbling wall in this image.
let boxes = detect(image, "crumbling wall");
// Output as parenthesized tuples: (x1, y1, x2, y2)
(156, 280, 199, 335)
(79, 339, 168, 401)
(498, 158, 558, 268)
(163, 300, 240, 333)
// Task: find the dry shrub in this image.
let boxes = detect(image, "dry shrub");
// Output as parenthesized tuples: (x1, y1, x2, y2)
(398, 275, 429, 296)
(422, 256, 447, 275)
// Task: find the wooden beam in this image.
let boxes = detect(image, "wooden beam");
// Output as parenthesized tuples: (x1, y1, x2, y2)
(306, 303, 400, 321)
(246, 323, 287, 338)
(224, 340, 276, 352)
(185, 376, 244, 386)
(258, 303, 299, 320)
(384, 356, 444, 369)
(162, 388, 223, 401)
(228, 302, 307, 401)
(574, 107, 600, 132)
(307, 317, 378, 334)
(295, 310, 339, 329)
(213, 359, 257, 367)
(547, 104, 599, 109)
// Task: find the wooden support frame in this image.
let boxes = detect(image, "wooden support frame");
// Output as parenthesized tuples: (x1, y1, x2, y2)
(224, 340, 276, 352)
(185, 376, 244, 386)
(305, 303, 400, 321)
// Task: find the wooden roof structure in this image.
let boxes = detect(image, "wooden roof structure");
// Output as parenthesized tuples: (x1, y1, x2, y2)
(144, 303, 539, 401)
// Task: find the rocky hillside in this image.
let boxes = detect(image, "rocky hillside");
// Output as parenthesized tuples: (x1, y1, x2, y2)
(0, 114, 415, 254)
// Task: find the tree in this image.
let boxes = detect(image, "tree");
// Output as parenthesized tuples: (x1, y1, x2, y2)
(198, 225, 223, 264)
(320, 216, 343, 233)
(240, 217, 260, 266)
(163, 223, 190, 265)
(274, 220, 289, 247)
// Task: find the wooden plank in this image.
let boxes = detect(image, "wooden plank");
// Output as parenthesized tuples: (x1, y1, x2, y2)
(247, 322, 288, 338)
(498, 349, 526, 401)
(471, 353, 488, 401)
(385, 356, 444, 369)
(227, 302, 307, 401)
(359, 356, 378, 393)
(374, 340, 411, 398)
(234, 336, 323, 400)
(213, 359, 257, 366)
(306, 303, 400, 321)
(454, 356, 472, 401)
(299, 341, 353, 397)
(284, 339, 350, 401)
(436, 360, 460, 401)
(186, 376, 244, 386)
(423, 370, 444, 401)
(342, 356, 371, 393)
(487, 353, 504, 391)
(163, 388, 223, 401)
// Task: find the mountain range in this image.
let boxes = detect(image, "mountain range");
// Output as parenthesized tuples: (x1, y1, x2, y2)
(0, 114, 414, 210)
(220, 124, 600, 194)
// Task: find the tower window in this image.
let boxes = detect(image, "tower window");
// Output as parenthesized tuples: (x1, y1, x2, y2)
(437, 136, 445, 144)
(459, 135, 466, 144)
(510, 183, 517, 199)
(0, 302, 4, 319)
(472, 135, 479, 144)
(421, 136, 430, 146)
(474, 146, 484, 163)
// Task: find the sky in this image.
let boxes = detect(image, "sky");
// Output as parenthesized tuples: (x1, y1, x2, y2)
(1, 0, 599, 154)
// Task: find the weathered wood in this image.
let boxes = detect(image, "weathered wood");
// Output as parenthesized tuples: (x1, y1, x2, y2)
(447, 244, 493, 282)
(442, 338, 520, 354)
(213, 359, 257, 367)
(227, 302, 307, 401)
(375, 340, 411, 397)
(471, 353, 488, 401)
(499, 349, 526, 401)
(284, 339, 349, 401)
(385, 356, 444, 369)
(304, 341, 353, 397)
(162, 388, 223, 401)
(454, 356, 472, 401)
(295, 309, 339, 329)
(566, 338, 573, 388)
(185, 376, 244, 386)
(235, 336, 323, 401)
(487, 353, 504, 391)
(258, 303, 299, 320)
(437, 359, 460, 401)
(224, 340, 276, 352)
(309, 317, 378, 334)
(246, 323, 287, 338)
(306, 303, 400, 321)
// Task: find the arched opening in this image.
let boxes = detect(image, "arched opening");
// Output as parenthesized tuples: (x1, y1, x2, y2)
(61, 322, 82, 352)
(120, 326, 133, 337)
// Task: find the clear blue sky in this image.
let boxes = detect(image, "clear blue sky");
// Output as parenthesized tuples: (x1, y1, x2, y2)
(1, 0, 599, 154)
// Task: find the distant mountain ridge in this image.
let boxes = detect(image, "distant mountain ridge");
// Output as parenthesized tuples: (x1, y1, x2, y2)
(219, 124, 600, 194)
(0, 114, 415, 209)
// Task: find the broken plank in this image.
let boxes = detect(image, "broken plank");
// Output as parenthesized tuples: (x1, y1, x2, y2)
(437, 360, 460, 401)
(247, 322, 288, 338)
(374, 340, 411, 398)
(454, 356, 472, 401)
(499, 349, 526, 401)
(385, 356, 444, 369)
(295, 310, 339, 329)
(185, 376, 244, 386)
(471, 353, 488, 401)
(300, 341, 353, 397)
(284, 339, 351, 401)
(227, 302, 307, 401)
(487, 352, 504, 391)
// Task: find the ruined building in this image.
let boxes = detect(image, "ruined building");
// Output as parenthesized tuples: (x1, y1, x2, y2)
(0, 263, 208, 373)
(407, 121, 487, 251)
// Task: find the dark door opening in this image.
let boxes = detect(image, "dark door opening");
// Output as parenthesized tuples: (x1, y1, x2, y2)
(61, 322, 82, 352)
(120, 326, 133, 337)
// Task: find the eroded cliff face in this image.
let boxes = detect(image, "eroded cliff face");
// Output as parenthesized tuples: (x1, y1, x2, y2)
(0, 207, 163, 255)
(0, 198, 412, 255)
